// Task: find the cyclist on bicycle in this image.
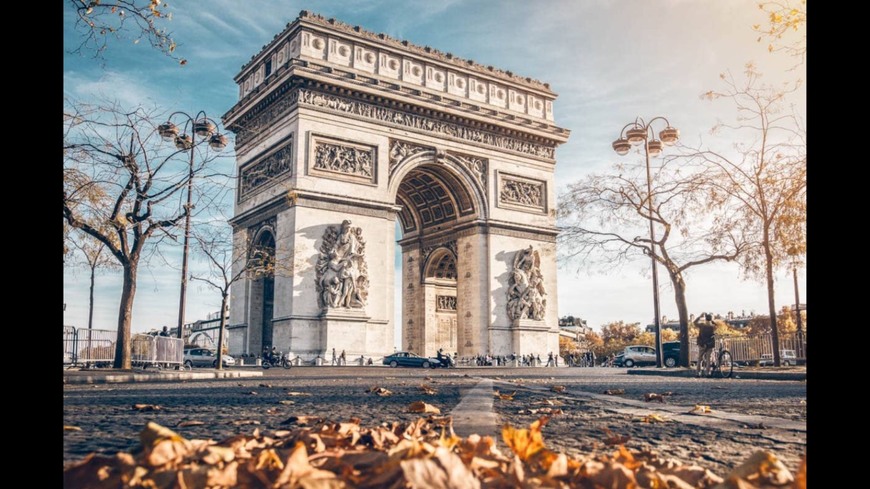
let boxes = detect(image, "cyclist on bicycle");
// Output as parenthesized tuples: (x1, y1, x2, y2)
(695, 313, 716, 377)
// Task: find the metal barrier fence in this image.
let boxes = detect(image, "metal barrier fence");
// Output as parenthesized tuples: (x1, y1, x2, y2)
(63, 328, 185, 368)
(131, 334, 184, 368)
(63, 326, 77, 364)
(75, 328, 117, 365)
(687, 333, 806, 364)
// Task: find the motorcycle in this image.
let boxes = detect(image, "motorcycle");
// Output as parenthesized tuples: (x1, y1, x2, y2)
(262, 352, 292, 369)
(434, 354, 455, 368)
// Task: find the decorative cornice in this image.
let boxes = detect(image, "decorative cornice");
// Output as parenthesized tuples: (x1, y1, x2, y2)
(239, 11, 554, 94)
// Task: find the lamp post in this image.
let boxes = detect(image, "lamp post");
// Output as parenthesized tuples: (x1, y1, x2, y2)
(612, 117, 680, 368)
(157, 112, 228, 342)
(789, 252, 805, 358)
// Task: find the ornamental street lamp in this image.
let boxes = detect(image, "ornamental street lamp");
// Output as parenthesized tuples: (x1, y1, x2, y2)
(157, 112, 228, 344)
(612, 117, 679, 368)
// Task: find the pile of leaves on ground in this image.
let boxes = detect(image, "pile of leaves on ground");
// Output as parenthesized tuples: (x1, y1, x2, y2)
(63, 415, 805, 488)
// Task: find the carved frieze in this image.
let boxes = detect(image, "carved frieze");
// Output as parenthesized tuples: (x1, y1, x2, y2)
(498, 173, 547, 213)
(315, 220, 369, 310)
(239, 138, 293, 201)
(309, 135, 377, 184)
(436, 295, 457, 312)
(506, 246, 546, 321)
(298, 89, 556, 160)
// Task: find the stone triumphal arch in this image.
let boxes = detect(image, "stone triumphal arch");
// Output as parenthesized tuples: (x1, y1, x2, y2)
(223, 11, 570, 361)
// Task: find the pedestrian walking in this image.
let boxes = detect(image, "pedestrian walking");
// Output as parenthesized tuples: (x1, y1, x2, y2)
(332, 348, 337, 366)
(546, 352, 554, 367)
(340, 349, 346, 366)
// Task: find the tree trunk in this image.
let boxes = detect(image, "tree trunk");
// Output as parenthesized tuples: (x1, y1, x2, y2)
(88, 266, 96, 330)
(113, 262, 137, 369)
(216, 294, 228, 371)
(669, 271, 691, 368)
(764, 235, 781, 367)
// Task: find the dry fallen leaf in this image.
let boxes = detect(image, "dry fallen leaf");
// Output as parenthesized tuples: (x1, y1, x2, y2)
(280, 415, 324, 426)
(278, 400, 296, 405)
(551, 385, 566, 393)
(285, 391, 311, 396)
(502, 416, 551, 462)
(132, 404, 162, 411)
(229, 419, 260, 426)
(721, 451, 794, 486)
(644, 393, 665, 403)
(603, 389, 625, 395)
(638, 414, 669, 423)
(496, 390, 517, 401)
(367, 386, 393, 397)
(408, 401, 441, 414)
(690, 405, 712, 414)
(64, 425, 82, 431)
(176, 420, 206, 428)
(258, 383, 272, 388)
(247, 391, 258, 396)
(419, 384, 437, 395)
(602, 430, 631, 446)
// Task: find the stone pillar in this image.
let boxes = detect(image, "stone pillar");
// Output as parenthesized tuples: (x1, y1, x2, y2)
(456, 230, 489, 357)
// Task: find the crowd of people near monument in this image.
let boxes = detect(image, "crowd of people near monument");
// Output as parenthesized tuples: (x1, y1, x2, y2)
(458, 351, 564, 367)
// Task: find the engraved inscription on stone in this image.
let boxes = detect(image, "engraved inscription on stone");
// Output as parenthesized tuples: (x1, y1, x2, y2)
(436, 295, 457, 311)
(239, 139, 293, 200)
(311, 136, 376, 184)
(299, 89, 556, 160)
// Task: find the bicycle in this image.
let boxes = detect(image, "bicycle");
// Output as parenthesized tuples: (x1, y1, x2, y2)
(700, 338, 733, 379)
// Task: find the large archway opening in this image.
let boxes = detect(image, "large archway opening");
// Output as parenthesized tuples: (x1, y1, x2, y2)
(393, 162, 481, 358)
(248, 229, 275, 355)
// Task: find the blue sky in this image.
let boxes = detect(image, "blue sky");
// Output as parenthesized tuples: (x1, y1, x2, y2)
(63, 0, 806, 337)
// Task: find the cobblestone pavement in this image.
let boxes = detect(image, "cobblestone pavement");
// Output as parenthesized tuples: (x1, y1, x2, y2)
(63, 367, 806, 475)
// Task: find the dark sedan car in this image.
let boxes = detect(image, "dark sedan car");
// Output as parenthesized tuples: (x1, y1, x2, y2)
(383, 351, 441, 368)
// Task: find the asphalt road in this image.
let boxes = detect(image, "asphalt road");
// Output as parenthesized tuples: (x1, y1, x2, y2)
(63, 366, 807, 474)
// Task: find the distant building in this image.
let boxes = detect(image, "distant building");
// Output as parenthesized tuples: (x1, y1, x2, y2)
(559, 316, 591, 339)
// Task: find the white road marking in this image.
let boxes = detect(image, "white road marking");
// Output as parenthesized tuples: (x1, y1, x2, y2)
(450, 379, 499, 438)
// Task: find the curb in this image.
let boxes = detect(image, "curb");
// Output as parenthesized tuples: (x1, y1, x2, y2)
(627, 368, 805, 381)
(63, 370, 264, 385)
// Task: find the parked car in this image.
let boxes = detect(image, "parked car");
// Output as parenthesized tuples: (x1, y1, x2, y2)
(662, 341, 681, 368)
(383, 351, 442, 368)
(183, 348, 236, 368)
(619, 345, 657, 368)
(759, 350, 797, 366)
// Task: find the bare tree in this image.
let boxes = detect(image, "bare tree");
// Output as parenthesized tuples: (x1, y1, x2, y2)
(559, 157, 747, 367)
(67, 0, 186, 64)
(688, 65, 806, 366)
(63, 99, 224, 368)
(190, 224, 277, 370)
(68, 230, 121, 330)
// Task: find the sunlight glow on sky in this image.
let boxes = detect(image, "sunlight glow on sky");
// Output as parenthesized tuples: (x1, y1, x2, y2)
(63, 0, 806, 337)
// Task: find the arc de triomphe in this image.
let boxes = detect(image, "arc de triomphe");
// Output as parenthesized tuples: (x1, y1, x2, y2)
(223, 11, 570, 361)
